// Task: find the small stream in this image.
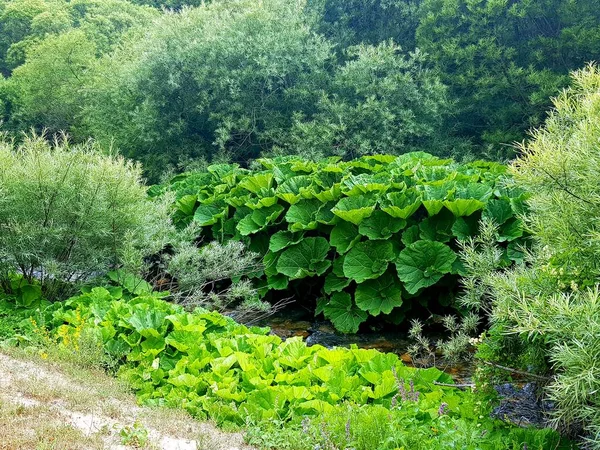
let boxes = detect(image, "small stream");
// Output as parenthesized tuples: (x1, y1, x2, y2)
(256, 308, 475, 384)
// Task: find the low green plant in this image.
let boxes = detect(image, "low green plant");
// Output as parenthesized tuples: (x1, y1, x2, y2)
(8, 286, 570, 449)
(118, 421, 150, 448)
(246, 401, 571, 450)
(154, 152, 527, 332)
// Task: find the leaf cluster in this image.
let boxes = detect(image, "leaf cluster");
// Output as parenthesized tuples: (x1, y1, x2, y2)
(157, 152, 527, 332)
(27, 287, 569, 450)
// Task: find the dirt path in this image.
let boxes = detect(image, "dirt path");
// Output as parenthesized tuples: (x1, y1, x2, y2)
(0, 352, 254, 450)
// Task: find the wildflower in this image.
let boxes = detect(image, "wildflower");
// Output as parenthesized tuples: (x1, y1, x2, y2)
(437, 402, 448, 416)
(302, 417, 310, 434)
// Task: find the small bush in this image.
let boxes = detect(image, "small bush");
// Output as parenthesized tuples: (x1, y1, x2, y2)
(0, 133, 171, 299)
(459, 65, 600, 446)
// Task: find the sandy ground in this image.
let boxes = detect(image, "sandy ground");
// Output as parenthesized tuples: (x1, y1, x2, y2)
(0, 352, 254, 450)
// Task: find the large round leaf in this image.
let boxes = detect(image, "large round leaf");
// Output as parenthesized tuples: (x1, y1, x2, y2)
(323, 272, 351, 294)
(343, 241, 395, 283)
(331, 195, 376, 225)
(193, 203, 228, 226)
(330, 221, 360, 254)
(275, 176, 313, 204)
(285, 198, 321, 231)
(419, 209, 455, 242)
(442, 198, 485, 217)
(269, 231, 304, 253)
(355, 272, 402, 316)
(276, 237, 331, 279)
(236, 204, 284, 235)
(395, 240, 457, 294)
(322, 292, 368, 334)
(380, 190, 421, 219)
(239, 172, 274, 194)
(358, 210, 406, 240)
(483, 197, 514, 225)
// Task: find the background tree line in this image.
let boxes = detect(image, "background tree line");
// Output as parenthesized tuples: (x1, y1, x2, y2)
(0, 0, 599, 179)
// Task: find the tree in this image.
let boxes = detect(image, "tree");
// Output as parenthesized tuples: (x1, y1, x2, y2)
(282, 42, 449, 160)
(0, 0, 158, 134)
(6, 30, 96, 134)
(416, 0, 600, 155)
(305, 0, 422, 50)
(82, 0, 334, 178)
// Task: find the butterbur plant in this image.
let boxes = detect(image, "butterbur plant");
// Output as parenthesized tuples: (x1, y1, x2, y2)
(155, 152, 527, 332)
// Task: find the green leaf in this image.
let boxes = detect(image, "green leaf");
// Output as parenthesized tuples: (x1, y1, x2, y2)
(323, 272, 351, 294)
(268, 231, 304, 252)
(395, 240, 457, 294)
(285, 198, 321, 231)
(330, 221, 360, 254)
(236, 204, 284, 236)
(276, 176, 313, 204)
(193, 203, 228, 226)
(455, 183, 493, 202)
(342, 174, 389, 196)
(380, 190, 421, 219)
(276, 237, 331, 279)
(165, 330, 205, 352)
(267, 274, 289, 290)
(331, 195, 376, 225)
(343, 241, 395, 283)
(245, 195, 278, 210)
(355, 272, 402, 316)
(358, 210, 406, 240)
(401, 225, 420, 246)
(126, 308, 168, 338)
(17, 284, 42, 308)
(483, 198, 514, 225)
(419, 184, 451, 216)
(442, 198, 485, 217)
(451, 215, 479, 241)
(239, 173, 274, 194)
(499, 218, 524, 242)
(175, 195, 197, 216)
(419, 209, 455, 243)
(507, 240, 525, 263)
(322, 292, 368, 334)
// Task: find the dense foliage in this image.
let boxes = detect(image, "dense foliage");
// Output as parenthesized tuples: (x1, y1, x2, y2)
(0, 287, 572, 449)
(155, 152, 527, 333)
(309, 0, 600, 154)
(1, 0, 598, 173)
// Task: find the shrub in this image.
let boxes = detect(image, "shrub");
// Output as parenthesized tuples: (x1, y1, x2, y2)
(0, 134, 171, 299)
(154, 152, 527, 333)
(460, 65, 600, 446)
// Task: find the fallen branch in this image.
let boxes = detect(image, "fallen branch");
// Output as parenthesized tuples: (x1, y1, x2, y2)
(483, 361, 550, 381)
(433, 381, 475, 389)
